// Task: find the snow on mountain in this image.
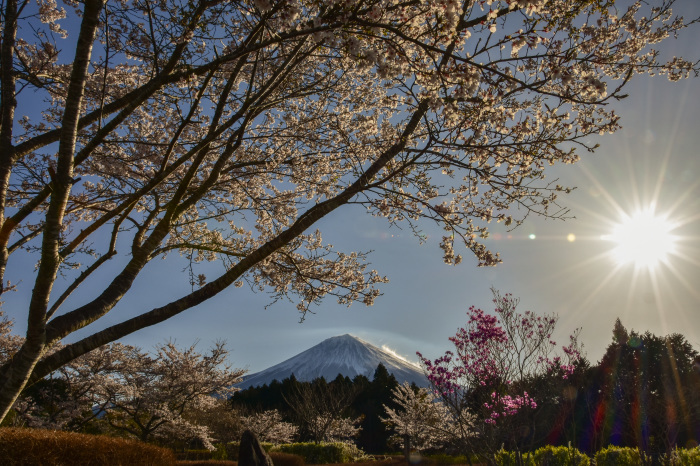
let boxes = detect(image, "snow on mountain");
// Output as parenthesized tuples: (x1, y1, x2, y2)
(237, 334, 429, 389)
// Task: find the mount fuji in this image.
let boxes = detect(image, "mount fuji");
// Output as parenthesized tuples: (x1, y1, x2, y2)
(238, 334, 429, 389)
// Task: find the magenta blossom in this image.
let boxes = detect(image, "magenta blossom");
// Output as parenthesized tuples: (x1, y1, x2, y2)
(418, 289, 583, 429)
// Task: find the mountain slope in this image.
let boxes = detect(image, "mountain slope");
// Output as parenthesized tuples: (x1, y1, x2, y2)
(238, 334, 428, 389)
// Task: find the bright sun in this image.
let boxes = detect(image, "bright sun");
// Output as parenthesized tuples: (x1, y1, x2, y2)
(606, 208, 677, 269)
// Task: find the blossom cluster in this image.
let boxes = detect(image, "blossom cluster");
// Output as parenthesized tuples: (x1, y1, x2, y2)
(240, 409, 298, 444)
(418, 289, 583, 431)
(482, 391, 537, 425)
(382, 381, 462, 451)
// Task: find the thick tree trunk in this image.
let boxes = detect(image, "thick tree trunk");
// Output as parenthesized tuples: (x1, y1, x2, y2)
(0, 0, 19, 295)
(0, 338, 45, 422)
(0, 0, 104, 423)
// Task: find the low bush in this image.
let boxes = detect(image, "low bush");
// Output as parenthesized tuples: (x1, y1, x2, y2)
(675, 447, 700, 465)
(435, 445, 700, 466)
(272, 442, 369, 464)
(176, 449, 214, 461)
(532, 445, 590, 466)
(594, 446, 644, 466)
(0, 427, 175, 465)
(661, 447, 700, 466)
(212, 443, 228, 461)
(269, 451, 305, 466)
(493, 448, 534, 466)
(491, 446, 700, 466)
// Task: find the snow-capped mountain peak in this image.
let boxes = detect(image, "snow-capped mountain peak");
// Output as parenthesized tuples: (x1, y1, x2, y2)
(237, 334, 428, 389)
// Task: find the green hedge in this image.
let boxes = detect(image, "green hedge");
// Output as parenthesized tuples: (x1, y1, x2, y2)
(271, 442, 368, 464)
(661, 447, 700, 466)
(224, 441, 365, 464)
(212, 443, 228, 460)
(594, 446, 644, 466)
(532, 445, 590, 466)
(493, 445, 700, 466)
(493, 448, 535, 466)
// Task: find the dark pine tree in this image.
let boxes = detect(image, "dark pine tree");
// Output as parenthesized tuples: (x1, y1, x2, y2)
(584, 320, 700, 457)
(353, 363, 399, 453)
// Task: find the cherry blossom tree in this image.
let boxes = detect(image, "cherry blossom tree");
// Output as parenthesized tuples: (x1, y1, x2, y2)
(1, 317, 243, 448)
(180, 397, 244, 444)
(92, 341, 244, 448)
(11, 341, 115, 430)
(382, 381, 458, 453)
(418, 289, 583, 454)
(319, 415, 363, 443)
(240, 409, 298, 444)
(0, 0, 697, 423)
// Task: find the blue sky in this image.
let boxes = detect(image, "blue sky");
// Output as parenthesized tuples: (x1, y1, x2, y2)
(3, 1, 699, 376)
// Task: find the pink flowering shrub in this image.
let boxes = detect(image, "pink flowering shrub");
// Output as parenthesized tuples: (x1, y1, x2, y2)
(418, 289, 583, 453)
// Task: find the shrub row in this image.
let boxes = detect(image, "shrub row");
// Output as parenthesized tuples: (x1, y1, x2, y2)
(421, 453, 499, 465)
(224, 441, 366, 464)
(493, 445, 700, 466)
(495, 445, 589, 466)
(0, 427, 175, 465)
(272, 442, 368, 464)
(593, 445, 642, 466)
(175, 444, 229, 461)
(5, 427, 698, 466)
(269, 451, 306, 466)
(595, 445, 700, 465)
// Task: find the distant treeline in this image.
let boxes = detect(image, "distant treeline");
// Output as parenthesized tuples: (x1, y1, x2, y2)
(231, 363, 402, 452)
(231, 321, 700, 455)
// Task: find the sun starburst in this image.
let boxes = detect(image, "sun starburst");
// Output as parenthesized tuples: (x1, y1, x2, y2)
(604, 207, 678, 270)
